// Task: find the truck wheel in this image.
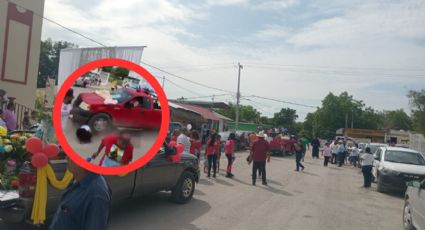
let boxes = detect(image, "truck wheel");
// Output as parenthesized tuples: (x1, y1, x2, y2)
(172, 171, 195, 204)
(403, 199, 415, 230)
(88, 113, 111, 133)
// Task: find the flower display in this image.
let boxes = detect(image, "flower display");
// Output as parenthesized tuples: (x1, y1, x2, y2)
(0, 132, 34, 190)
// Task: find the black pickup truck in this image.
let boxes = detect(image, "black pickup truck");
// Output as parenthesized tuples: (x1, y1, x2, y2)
(0, 147, 200, 227)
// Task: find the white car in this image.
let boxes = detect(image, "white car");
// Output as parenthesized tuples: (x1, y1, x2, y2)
(404, 179, 425, 230)
(372, 147, 425, 193)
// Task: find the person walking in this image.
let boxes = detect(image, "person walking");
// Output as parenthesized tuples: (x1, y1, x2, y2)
(299, 135, 309, 162)
(190, 131, 202, 160)
(337, 140, 346, 167)
(250, 132, 270, 185)
(360, 147, 374, 188)
(225, 133, 236, 178)
(321, 142, 332, 166)
(205, 133, 218, 178)
(294, 139, 305, 172)
(311, 137, 320, 159)
(330, 140, 339, 164)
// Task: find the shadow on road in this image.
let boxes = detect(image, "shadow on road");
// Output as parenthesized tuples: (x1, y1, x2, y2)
(301, 171, 319, 177)
(198, 178, 214, 186)
(110, 193, 211, 230)
(214, 178, 235, 187)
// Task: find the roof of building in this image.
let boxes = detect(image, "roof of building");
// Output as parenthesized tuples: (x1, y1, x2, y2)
(171, 102, 227, 121)
(171, 100, 230, 109)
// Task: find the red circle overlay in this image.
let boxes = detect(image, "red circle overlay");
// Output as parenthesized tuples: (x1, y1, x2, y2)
(53, 58, 170, 175)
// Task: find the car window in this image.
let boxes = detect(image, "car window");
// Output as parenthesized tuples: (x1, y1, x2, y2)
(374, 149, 382, 160)
(384, 151, 425, 165)
(111, 89, 132, 103)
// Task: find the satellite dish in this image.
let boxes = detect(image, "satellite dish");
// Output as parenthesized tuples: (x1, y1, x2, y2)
(187, 124, 192, 131)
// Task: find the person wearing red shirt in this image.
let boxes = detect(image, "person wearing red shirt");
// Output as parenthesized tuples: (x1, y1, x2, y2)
(225, 133, 236, 178)
(92, 131, 134, 167)
(250, 132, 270, 185)
(215, 135, 222, 171)
(205, 133, 218, 178)
(190, 131, 202, 160)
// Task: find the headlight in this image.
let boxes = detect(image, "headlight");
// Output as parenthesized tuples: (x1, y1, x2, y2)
(381, 168, 400, 176)
(79, 102, 90, 110)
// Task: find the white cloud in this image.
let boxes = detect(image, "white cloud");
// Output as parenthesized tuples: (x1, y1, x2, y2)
(41, 0, 425, 120)
(251, 0, 299, 11)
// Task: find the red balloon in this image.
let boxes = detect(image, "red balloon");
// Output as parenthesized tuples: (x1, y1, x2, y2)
(43, 144, 60, 159)
(176, 144, 184, 154)
(168, 141, 177, 148)
(26, 137, 43, 154)
(31, 153, 48, 168)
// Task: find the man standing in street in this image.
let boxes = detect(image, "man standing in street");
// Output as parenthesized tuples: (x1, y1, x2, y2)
(338, 140, 346, 167)
(299, 135, 310, 162)
(49, 158, 112, 230)
(177, 128, 191, 154)
(250, 132, 270, 186)
(360, 147, 374, 188)
(311, 137, 320, 159)
(330, 140, 339, 164)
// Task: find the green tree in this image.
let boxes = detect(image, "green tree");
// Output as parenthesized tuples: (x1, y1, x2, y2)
(302, 92, 383, 139)
(272, 108, 298, 131)
(215, 103, 261, 123)
(112, 67, 129, 78)
(408, 90, 425, 134)
(37, 38, 77, 87)
(381, 109, 412, 130)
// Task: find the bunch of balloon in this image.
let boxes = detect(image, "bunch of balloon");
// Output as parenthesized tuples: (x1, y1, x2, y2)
(25, 137, 74, 224)
(168, 141, 185, 163)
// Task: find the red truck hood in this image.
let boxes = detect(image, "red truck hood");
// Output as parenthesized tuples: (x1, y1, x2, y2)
(80, 92, 105, 105)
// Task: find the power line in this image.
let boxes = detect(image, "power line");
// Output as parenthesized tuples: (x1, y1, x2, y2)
(163, 78, 203, 96)
(245, 95, 318, 108)
(179, 94, 233, 100)
(141, 61, 236, 94)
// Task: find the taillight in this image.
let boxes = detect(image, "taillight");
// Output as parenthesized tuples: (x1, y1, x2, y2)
(18, 162, 37, 198)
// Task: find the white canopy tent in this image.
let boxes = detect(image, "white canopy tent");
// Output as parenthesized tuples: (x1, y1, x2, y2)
(57, 46, 145, 88)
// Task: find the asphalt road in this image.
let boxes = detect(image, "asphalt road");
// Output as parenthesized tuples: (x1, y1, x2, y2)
(63, 86, 159, 164)
(108, 150, 404, 230)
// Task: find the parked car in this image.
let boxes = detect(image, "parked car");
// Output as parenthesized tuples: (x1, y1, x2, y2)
(0, 144, 200, 226)
(403, 179, 425, 230)
(73, 76, 90, 88)
(71, 88, 162, 133)
(372, 147, 425, 193)
(366, 142, 388, 154)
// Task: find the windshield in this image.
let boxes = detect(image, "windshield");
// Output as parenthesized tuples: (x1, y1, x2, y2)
(384, 151, 425, 165)
(368, 144, 386, 154)
(110, 90, 132, 103)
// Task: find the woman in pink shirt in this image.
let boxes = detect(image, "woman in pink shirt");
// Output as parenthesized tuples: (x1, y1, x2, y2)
(321, 142, 332, 167)
(225, 133, 236, 178)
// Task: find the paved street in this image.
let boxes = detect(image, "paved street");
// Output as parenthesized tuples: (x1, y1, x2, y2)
(63, 86, 159, 163)
(108, 150, 404, 230)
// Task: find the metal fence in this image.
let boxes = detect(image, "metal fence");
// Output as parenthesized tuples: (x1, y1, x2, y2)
(409, 133, 425, 155)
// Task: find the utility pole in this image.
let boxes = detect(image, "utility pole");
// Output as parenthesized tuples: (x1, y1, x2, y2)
(235, 63, 243, 132)
(162, 76, 165, 89)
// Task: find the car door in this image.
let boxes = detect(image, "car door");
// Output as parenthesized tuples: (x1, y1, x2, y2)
(114, 97, 143, 127)
(372, 148, 383, 179)
(104, 171, 136, 205)
(134, 152, 178, 195)
(414, 180, 425, 230)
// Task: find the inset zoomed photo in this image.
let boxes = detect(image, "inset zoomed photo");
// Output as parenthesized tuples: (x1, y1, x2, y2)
(61, 66, 162, 167)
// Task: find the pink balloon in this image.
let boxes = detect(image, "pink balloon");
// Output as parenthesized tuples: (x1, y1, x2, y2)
(176, 144, 184, 154)
(25, 137, 43, 155)
(43, 144, 60, 159)
(168, 141, 177, 148)
(31, 153, 48, 168)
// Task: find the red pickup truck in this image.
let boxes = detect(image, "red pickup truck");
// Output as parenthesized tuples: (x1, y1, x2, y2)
(71, 88, 162, 133)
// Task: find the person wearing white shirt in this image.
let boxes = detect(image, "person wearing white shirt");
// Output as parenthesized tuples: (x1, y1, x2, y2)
(360, 147, 374, 188)
(330, 140, 339, 164)
(177, 128, 191, 154)
(61, 89, 74, 130)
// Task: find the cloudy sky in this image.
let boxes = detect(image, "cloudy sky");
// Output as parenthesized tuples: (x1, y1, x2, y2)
(41, 0, 425, 120)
